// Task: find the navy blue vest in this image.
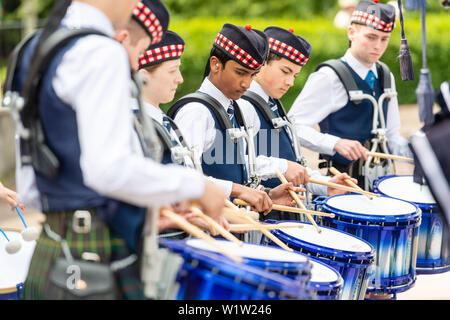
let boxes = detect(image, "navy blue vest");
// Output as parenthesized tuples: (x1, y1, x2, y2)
(200, 106, 247, 185)
(15, 33, 145, 251)
(252, 99, 297, 189)
(319, 61, 389, 166)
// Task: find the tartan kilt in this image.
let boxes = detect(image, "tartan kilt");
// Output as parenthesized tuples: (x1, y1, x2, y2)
(22, 210, 146, 300)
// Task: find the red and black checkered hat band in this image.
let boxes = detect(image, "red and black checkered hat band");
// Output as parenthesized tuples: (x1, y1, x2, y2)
(133, 1, 164, 44)
(268, 37, 309, 66)
(214, 33, 262, 70)
(139, 44, 185, 67)
(351, 10, 394, 32)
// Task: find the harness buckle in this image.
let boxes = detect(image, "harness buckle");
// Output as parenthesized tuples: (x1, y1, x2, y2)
(72, 210, 92, 234)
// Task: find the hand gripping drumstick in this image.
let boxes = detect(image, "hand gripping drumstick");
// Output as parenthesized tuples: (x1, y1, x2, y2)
(160, 209, 242, 263)
(232, 198, 335, 218)
(329, 167, 373, 200)
(224, 199, 293, 251)
(366, 151, 414, 162)
(190, 206, 243, 247)
(307, 178, 380, 198)
(275, 170, 322, 233)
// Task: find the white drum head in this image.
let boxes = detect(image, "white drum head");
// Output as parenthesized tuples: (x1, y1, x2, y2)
(186, 238, 308, 263)
(0, 230, 36, 289)
(310, 260, 339, 283)
(278, 223, 373, 253)
(377, 176, 436, 205)
(326, 194, 417, 216)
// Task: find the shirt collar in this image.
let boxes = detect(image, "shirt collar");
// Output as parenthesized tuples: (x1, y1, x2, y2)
(142, 101, 165, 125)
(198, 77, 233, 110)
(342, 49, 378, 80)
(62, 2, 115, 38)
(249, 81, 271, 103)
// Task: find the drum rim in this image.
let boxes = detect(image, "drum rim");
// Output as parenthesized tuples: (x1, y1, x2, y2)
(0, 286, 20, 294)
(321, 193, 421, 225)
(160, 239, 311, 294)
(373, 175, 438, 211)
(308, 257, 344, 291)
(267, 221, 376, 263)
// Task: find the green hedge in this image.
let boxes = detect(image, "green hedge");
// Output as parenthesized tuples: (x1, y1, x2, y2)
(161, 13, 450, 112)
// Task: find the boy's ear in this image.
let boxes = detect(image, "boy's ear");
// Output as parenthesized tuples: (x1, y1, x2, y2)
(114, 29, 130, 44)
(210, 56, 221, 73)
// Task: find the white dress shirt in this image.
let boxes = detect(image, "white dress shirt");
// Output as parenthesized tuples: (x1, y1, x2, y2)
(15, 2, 205, 210)
(288, 49, 412, 158)
(174, 78, 290, 194)
(238, 81, 330, 196)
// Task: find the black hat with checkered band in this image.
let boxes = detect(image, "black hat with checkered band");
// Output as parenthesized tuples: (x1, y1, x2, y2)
(213, 23, 269, 71)
(132, 0, 169, 45)
(351, 0, 396, 32)
(138, 30, 185, 69)
(264, 26, 311, 66)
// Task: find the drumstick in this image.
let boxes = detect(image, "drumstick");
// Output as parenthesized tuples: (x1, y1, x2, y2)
(275, 170, 322, 233)
(224, 199, 260, 220)
(233, 198, 335, 218)
(160, 209, 242, 263)
(366, 151, 414, 162)
(229, 223, 304, 232)
(190, 206, 244, 247)
(222, 207, 256, 224)
(329, 167, 372, 200)
(242, 215, 294, 252)
(308, 178, 380, 198)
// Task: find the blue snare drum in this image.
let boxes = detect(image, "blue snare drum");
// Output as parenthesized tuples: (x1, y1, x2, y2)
(373, 175, 450, 274)
(0, 229, 36, 300)
(261, 221, 375, 300)
(160, 238, 314, 300)
(316, 193, 421, 295)
(308, 258, 344, 300)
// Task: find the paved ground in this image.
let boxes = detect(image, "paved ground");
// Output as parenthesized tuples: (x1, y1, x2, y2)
(1, 104, 449, 300)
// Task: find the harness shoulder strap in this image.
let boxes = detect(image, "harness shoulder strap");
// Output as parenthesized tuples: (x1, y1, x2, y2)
(316, 59, 362, 104)
(2, 31, 38, 94)
(151, 119, 174, 150)
(18, 28, 109, 179)
(376, 61, 392, 91)
(21, 28, 108, 124)
(166, 117, 189, 148)
(167, 92, 233, 131)
(241, 91, 277, 126)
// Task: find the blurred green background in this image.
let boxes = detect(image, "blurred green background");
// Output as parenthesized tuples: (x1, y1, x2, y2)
(0, 0, 449, 111)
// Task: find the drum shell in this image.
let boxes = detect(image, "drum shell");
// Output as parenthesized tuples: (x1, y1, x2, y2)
(160, 239, 313, 284)
(373, 175, 450, 274)
(160, 239, 315, 300)
(321, 216, 420, 294)
(261, 221, 375, 300)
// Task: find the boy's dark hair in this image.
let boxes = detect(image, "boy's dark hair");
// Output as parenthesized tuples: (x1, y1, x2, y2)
(203, 46, 233, 78)
(128, 18, 151, 45)
(266, 52, 283, 64)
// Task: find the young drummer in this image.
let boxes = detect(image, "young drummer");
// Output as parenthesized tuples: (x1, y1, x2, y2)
(171, 23, 309, 215)
(11, 0, 226, 300)
(288, 0, 412, 183)
(135, 30, 231, 237)
(237, 26, 358, 220)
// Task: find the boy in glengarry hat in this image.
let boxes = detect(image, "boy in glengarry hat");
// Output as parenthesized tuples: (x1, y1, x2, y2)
(238, 26, 357, 221)
(288, 0, 412, 186)
(13, 0, 226, 300)
(169, 23, 308, 216)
